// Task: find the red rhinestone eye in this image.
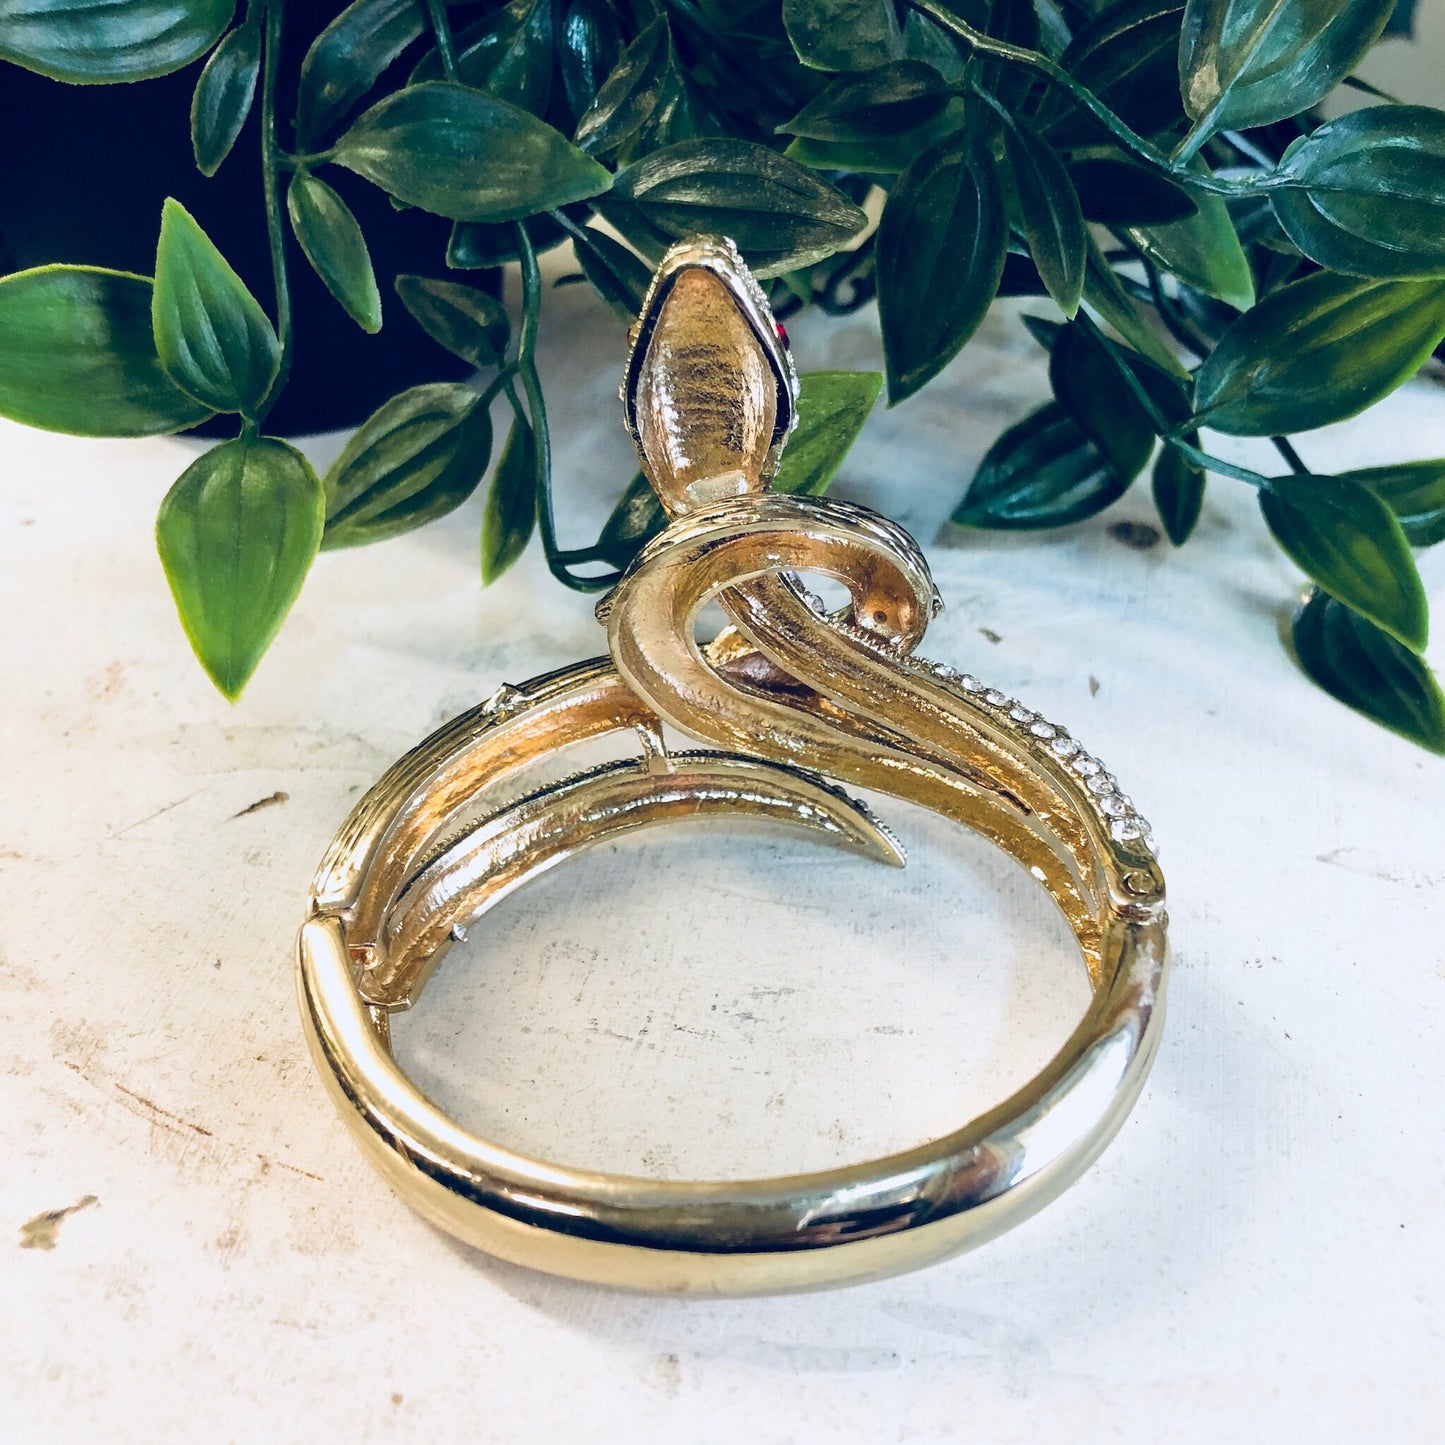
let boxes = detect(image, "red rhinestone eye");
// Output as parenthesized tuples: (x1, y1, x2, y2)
(774, 320, 790, 349)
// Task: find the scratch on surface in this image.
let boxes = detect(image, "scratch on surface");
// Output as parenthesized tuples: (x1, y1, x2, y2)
(107, 786, 210, 839)
(19, 1194, 97, 1250)
(1316, 847, 1417, 886)
(258, 1153, 326, 1184)
(979, 627, 1003, 644)
(112, 1080, 214, 1137)
(60, 1058, 213, 1139)
(231, 789, 290, 819)
(57, 1057, 328, 1188)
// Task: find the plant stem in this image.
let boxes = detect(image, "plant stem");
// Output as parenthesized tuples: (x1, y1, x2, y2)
(1170, 113, 1215, 168)
(1271, 436, 1310, 474)
(255, 0, 291, 428)
(916, 4, 1171, 170)
(1071, 309, 1274, 488)
(282, 149, 334, 171)
(425, 0, 460, 82)
(918, 2, 1275, 198)
(513, 222, 621, 593)
(1222, 129, 1278, 170)
(1169, 438, 1272, 488)
(1114, 236, 1214, 361)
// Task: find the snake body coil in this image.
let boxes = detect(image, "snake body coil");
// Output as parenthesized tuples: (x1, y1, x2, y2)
(298, 237, 1168, 1293)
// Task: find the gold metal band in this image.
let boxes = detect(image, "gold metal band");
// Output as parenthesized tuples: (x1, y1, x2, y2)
(296, 237, 1168, 1294)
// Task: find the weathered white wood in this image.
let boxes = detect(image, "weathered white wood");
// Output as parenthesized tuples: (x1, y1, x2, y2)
(3, 279, 1443, 1443)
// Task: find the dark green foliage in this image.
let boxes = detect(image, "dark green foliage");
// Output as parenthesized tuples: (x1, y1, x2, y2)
(1, 0, 1442, 746)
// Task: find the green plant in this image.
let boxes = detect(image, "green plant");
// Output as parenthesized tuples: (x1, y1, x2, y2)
(0, 1, 1442, 750)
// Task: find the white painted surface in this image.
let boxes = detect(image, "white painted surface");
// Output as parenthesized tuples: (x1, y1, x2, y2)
(3, 278, 1444, 1443)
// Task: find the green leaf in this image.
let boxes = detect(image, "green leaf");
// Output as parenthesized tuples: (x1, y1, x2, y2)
(557, 0, 622, 123)
(777, 60, 951, 140)
(1272, 105, 1445, 279)
(1179, 0, 1396, 138)
(614, 139, 868, 276)
(0, 0, 233, 83)
(595, 471, 663, 569)
(1193, 273, 1445, 435)
(631, 63, 715, 153)
(781, 0, 902, 72)
(152, 198, 278, 417)
(0, 265, 212, 436)
(446, 212, 568, 270)
(999, 113, 1085, 318)
(1038, 0, 1187, 138)
(481, 415, 537, 583)
(323, 382, 493, 548)
(190, 21, 259, 177)
(1068, 153, 1198, 226)
(1259, 472, 1427, 650)
(393, 274, 509, 369)
(588, 193, 674, 266)
(964, 0, 1040, 110)
(155, 436, 323, 701)
(1127, 164, 1255, 311)
(1385, 0, 1417, 37)
(1048, 323, 1156, 482)
(295, 0, 426, 147)
(1291, 589, 1445, 753)
(592, 471, 661, 566)
(773, 370, 883, 495)
(575, 15, 671, 155)
(1342, 460, 1445, 547)
(1152, 442, 1205, 545)
(782, 100, 968, 174)
(411, 0, 553, 115)
(569, 226, 652, 319)
(332, 82, 612, 223)
(1021, 314, 1065, 352)
(877, 136, 1007, 404)
(953, 402, 1130, 529)
(287, 173, 382, 334)
(1082, 238, 1191, 378)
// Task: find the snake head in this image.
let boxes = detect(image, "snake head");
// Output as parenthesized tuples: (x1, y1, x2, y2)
(623, 237, 799, 517)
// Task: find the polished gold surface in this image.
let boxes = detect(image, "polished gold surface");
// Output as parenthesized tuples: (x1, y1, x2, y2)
(298, 236, 1169, 1294)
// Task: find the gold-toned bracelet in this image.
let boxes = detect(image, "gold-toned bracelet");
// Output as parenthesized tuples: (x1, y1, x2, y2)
(297, 237, 1168, 1295)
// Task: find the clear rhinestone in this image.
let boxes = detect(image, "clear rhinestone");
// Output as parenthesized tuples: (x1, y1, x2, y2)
(1071, 756, 1100, 776)
(1087, 773, 1113, 794)
(957, 674, 983, 692)
(1029, 721, 1057, 739)
(983, 690, 1009, 707)
(932, 663, 960, 680)
(1100, 794, 1128, 816)
(1009, 705, 1033, 722)
(1049, 736, 1079, 757)
(1111, 818, 1142, 842)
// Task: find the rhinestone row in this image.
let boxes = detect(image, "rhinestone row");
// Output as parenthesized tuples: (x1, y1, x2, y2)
(786, 585, 1155, 855)
(918, 659, 1156, 854)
